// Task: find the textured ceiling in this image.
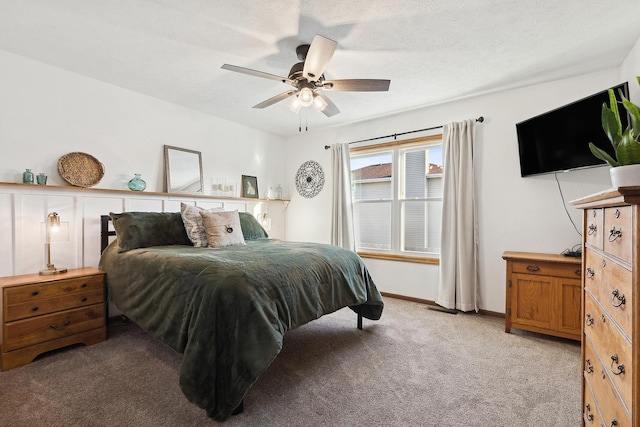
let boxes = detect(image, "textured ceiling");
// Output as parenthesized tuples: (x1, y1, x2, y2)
(1, 0, 640, 137)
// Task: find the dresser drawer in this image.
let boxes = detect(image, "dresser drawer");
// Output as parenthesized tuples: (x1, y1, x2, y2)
(3, 304, 105, 352)
(584, 293, 632, 413)
(603, 206, 633, 264)
(585, 208, 604, 250)
(584, 333, 632, 417)
(583, 373, 604, 426)
(585, 250, 633, 337)
(510, 260, 581, 279)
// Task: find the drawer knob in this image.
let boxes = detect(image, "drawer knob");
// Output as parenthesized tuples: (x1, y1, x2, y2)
(601, 259, 606, 268)
(81, 283, 87, 288)
(614, 209, 620, 218)
(526, 265, 540, 272)
(610, 419, 618, 427)
(585, 404, 594, 422)
(587, 224, 597, 235)
(611, 289, 626, 308)
(610, 354, 625, 376)
(608, 228, 622, 242)
(50, 320, 71, 331)
(585, 313, 594, 327)
(585, 359, 594, 374)
(81, 297, 87, 302)
(31, 291, 39, 296)
(586, 268, 595, 279)
(31, 306, 39, 312)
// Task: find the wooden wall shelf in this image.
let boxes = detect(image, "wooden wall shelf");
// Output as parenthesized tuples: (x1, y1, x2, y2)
(0, 182, 289, 203)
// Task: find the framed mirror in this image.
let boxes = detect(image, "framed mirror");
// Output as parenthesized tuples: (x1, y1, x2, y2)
(164, 145, 204, 193)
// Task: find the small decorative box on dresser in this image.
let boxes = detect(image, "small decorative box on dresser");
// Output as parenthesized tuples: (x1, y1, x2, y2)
(0, 267, 106, 371)
(572, 188, 640, 427)
(502, 251, 582, 341)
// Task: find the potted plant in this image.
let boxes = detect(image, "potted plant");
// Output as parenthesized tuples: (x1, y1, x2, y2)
(589, 76, 640, 187)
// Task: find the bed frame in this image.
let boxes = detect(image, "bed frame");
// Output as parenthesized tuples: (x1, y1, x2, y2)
(99, 215, 364, 330)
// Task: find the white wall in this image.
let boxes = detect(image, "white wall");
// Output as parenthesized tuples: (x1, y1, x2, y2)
(283, 61, 640, 313)
(0, 50, 288, 279)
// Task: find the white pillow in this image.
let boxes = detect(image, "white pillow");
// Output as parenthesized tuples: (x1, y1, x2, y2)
(180, 203, 223, 247)
(200, 210, 246, 248)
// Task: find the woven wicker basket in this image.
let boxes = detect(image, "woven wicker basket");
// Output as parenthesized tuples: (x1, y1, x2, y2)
(57, 152, 105, 187)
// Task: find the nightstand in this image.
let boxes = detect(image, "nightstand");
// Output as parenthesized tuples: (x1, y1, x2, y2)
(0, 267, 106, 371)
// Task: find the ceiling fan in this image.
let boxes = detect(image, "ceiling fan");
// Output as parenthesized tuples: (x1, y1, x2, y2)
(221, 35, 390, 117)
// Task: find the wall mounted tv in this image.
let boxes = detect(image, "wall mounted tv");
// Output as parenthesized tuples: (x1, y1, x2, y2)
(516, 82, 629, 177)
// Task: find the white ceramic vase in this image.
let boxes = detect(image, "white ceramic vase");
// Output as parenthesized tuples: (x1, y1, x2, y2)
(610, 164, 640, 187)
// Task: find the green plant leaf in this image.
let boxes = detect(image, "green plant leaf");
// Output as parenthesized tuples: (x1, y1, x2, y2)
(621, 97, 640, 138)
(615, 129, 640, 165)
(602, 103, 622, 148)
(589, 142, 619, 167)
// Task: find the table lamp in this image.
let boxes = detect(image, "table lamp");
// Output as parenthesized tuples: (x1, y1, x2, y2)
(40, 212, 69, 275)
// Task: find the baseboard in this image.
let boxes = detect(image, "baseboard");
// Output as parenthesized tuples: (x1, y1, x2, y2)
(380, 292, 505, 318)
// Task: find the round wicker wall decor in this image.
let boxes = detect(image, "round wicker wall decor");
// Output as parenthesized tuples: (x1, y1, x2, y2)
(57, 152, 105, 187)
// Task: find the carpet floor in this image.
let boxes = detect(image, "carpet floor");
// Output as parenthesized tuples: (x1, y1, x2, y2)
(0, 297, 581, 426)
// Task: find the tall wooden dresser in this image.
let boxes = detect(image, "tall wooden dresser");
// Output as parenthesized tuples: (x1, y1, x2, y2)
(572, 188, 640, 427)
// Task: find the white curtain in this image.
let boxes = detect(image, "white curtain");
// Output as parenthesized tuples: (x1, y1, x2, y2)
(331, 142, 355, 250)
(436, 119, 478, 312)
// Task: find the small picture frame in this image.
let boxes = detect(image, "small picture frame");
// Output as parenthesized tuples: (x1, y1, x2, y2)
(242, 175, 259, 198)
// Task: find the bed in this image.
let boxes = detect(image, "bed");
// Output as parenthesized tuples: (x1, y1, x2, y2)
(98, 208, 384, 421)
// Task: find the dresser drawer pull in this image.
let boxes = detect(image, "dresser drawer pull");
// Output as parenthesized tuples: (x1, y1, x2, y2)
(610, 419, 618, 427)
(611, 289, 626, 308)
(610, 354, 625, 376)
(585, 404, 594, 422)
(601, 314, 606, 323)
(614, 208, 620, 218)
(586, 268, 595, 279)
(601, 259, 606, 268)
(585, 359, 594, 374)
(526, 265, 540, 272)
(608, 228, 622, 242)
(81, 283, 87, 288)
(31, 306, 39, 312)
(81, 297, 87, 302)
(585, 314, 594, 327)
(31, 291, 39, 296)
(587, 224, 597, 235)
(50, 320, 71, 331)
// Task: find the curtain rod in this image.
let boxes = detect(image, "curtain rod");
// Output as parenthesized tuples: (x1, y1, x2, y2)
(324, 116, 484, 150)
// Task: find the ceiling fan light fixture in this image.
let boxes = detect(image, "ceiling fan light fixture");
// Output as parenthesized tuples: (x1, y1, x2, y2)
(298, 87, 314, 107)
(313, 94, 327, 111)
(288, 96, 302, 113)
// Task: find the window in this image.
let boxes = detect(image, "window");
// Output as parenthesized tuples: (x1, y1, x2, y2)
(350, 136, 443, 259)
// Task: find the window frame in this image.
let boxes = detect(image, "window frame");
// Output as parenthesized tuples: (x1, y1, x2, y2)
(350, 134, 443, 264)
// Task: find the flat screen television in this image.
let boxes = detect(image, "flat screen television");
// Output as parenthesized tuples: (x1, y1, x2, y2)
(516, 82, 629, 177)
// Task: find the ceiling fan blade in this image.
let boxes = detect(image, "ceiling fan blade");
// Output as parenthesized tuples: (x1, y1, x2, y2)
(253, 90, 297, 109)
(221, 64, 294, 85)
(317, 92, 340, 117)
(303, 35, 337, 82)
(323, 79, 391, 92)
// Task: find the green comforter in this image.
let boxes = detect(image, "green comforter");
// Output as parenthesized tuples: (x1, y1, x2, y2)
(99, 238, 383, 421)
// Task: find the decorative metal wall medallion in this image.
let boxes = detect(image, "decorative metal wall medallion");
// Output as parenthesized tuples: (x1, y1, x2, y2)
(295, 160, 325, 198)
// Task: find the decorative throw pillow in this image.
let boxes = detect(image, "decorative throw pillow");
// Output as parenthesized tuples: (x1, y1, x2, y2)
(200, 210, 246, 248)
(110, 211, 192, 253)
(180, 203, 223, 247)
(238, 212, 269, 240)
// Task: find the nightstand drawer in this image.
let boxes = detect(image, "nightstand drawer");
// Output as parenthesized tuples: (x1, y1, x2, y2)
(4, 282, 58, 305)
(3, 304, 104, 352)
(58, 275, 103, 295)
